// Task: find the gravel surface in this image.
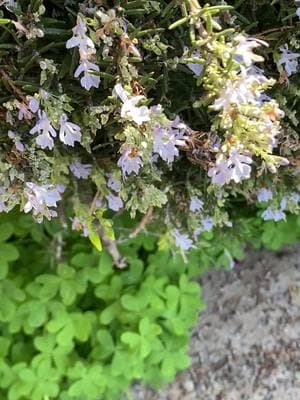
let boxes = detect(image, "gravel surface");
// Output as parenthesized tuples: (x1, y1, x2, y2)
(133, 244, 300, 400)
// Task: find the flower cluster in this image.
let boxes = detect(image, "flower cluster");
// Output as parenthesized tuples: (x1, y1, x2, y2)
(66, 16, 100, 90)
(202, 34, 289, 187)
(23, 183, 65, 222)
(113, 84, 190, 178)
(106, 174, 123, 211)
(257, 188, 300, 222)
(0, 1, 299, 257)
(29, 108, 82, 150)
(278, 44, 300, 77)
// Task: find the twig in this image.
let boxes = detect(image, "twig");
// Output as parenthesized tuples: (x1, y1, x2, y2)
(98, 224, 127, 269)
(89, 190, 100, 215)
(89, 191, 127, 268)
(254, 26, 294, 39)
(129, 206, 153, 238)
(0, 69, 27, 101)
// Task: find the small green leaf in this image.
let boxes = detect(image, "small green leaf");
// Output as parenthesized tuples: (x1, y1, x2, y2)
(0, 223, 14, 242)
(99, 302, 119, 325)
(0, 337, 11, 357)
(0, 18, 11, 25)
(0, 244, 19, 262)
(121, 332, 140, 348)
(0, 261, 9, 280)
(88, 227, 102, 252)
(60, 281, 77, 306)
(120, 294, 140, 312)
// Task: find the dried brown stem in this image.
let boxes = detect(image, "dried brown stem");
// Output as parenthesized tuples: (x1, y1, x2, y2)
(254, 26, 294, 39)
(0, 69, 26, 101)
(129, 207, 153, 239)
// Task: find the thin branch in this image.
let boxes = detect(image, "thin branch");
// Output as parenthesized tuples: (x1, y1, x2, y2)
(129, 207, 153, 239)
(254, 26, 294, 39)
(0, 69, 27, 102)
(89, 190, 100, 215)
(98, 224, 127, 269)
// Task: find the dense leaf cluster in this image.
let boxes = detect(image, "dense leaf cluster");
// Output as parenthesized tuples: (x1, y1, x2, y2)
(0, 211, 203, 400)
(0, 0, 299, 255)
(1, 210, 300, 399)
(1, 1, 300, 399)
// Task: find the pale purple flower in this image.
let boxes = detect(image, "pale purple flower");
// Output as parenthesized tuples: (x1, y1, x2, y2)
(59, 114, 81, 146)
(278, 45, 300, 77)
(36, 133, 54, 150)
(17, 102, 32, 120)
(0, 198, 6, 212)
(15, 141, 25, 152)
(257, 188, 273, 202)
(280, 197, 287, 211)
(69, 161, 92, 179)
(297, 6, 300, 19)
(186, 49, 203, 76)
(173, 230, 194, 252)
(213, 67, 267, 112)
(170, 116, 188, 132)
(0, 0, 17, 10)
(24, 182, 64, 219)
(261, 206, 286, 222)
(74, 60, 100, 90)
(150, 104, 163, 115)
(29, 111, 57, 150)
(190, 196, 204, 213)
(214, 81, 248, 112)
(106, 193, 123, 211)
(187, 62, 203, 76)
(153, 118, 188, 164)
(56, 184, 65, 193)
(117, 148, 143, 177)
(234, 35, 267, 67)
(193, 227, 202, 240)
(66, 15, 95, 57)
(201, 216, 214, 232)
(194, 217, 214, 237)
(208, 157, 232, 186)
(28, 97, 40, 113)
(229, 149, 252, 183)
(113, 84, 150, 125)
(290, 192, 300, 204)
(66, 16, 99, 90)
(208, 149, 252, 186)
(153, 126, 179, 163)
(186, 63, 203, 76)
(107, 175, 121, 192)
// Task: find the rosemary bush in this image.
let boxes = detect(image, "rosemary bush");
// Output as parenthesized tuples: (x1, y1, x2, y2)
(0, 0, 299, 257)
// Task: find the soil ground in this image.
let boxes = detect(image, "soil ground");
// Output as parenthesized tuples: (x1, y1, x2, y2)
(133, 244, 300, 400)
